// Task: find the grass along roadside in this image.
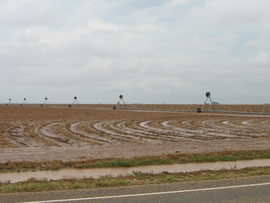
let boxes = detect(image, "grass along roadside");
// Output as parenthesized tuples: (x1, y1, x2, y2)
(1, 167, 270, 193)
(1, 150, 270, 173)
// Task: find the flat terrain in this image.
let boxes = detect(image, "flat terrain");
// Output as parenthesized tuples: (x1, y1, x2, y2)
(0, 105, 270, 163)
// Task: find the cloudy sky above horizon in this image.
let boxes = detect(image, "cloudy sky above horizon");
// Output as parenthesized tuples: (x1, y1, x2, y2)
(0, 0, 269, 104)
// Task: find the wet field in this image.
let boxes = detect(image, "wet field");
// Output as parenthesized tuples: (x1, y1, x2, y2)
(0, 105, 270, 163)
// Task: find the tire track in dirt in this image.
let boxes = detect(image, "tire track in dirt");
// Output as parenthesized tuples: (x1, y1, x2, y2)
(69, 121, 111, 145)
(1, 118, 270, 147)
(138, 120, 191, 142)
(4, 123, 34, 147)
(115, 121, 162, 144)
(0, 123, 17, 147)
(93, 121, 142, 144)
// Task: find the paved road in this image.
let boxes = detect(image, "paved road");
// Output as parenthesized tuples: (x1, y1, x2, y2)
(1, 176, 270, 203)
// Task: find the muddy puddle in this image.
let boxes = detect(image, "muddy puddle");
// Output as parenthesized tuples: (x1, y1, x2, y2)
(1, 159, 270, 184)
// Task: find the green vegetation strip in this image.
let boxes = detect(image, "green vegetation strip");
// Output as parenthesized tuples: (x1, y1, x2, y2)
(1, 150, 270, 173)
(1, 167, 270, 193)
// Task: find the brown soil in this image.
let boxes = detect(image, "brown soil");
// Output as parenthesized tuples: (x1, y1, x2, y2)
(0, 105, 270, 163)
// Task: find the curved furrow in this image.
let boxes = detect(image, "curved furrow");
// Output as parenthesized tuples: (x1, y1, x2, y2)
(162, 120, 237, 139)
(212, 120, 245, 134)
(196, 119, 259, 139)
(217, 120, 253, 135)
(121, 120, 176, 143)
(1, 117, 269, 148)
(24, 122, 57, 147)
(106, 121, 146, 144)
(139, 120, 192, 141)
(247, 120, 270, 131)
(101, 121, 144, 144)
(93, 121, 139, 144)
(221, 120, 254, 131)
(240, 120, 259, 127)
(55, 122, 97, 146)
(113, 121, 162, 144)
(239, 119, 265, 127)
(191, 120, 214, 134)
(186, 120, 228, 139)
(34, 122, 60, 146)
(241, 120, 252, 125)
(161, 121, 201, 136)
(120, 120, 170, 143)
(127, 120, 161, 136)
(0, 122, 17, 147)
(221, 120, 267, 138)
(154, 120, 209, 140)
(169, 120, 205, 134)
(4, 123, 33, 147)
(134, 120, 184, 142)
(261, 120, 270, 125)
(38, 122, 72, 146)
(69, 121, 111, 145)
(180, 120, 201, 131)
(258, 120, 270, 132)
(196, 120, 246, 139)
(178, 120, 219, 139)
(236, 119, 269, 134)
(80, 121, 115, 144)
(55, 122, 91, 147)
(117, 120, 164, 143)
(199, 120, 229, 132)
(164, 120, 226, 140)
(18, 122, 48, 147)
(229, 119, 260, 131)
(153, 120, 202, 137)
(194, 120, 226, 133)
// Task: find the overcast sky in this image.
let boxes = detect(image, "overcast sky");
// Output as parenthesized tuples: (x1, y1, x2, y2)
(0, 0, 269, 104)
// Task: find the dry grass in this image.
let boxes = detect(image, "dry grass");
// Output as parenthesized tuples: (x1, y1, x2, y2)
(1, 150, 270, 173)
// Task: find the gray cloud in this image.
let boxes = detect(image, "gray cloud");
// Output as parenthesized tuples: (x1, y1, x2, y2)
(0, 0, 269, 104)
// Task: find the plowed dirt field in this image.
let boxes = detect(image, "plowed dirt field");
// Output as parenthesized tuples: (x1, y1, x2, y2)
(0, 105, 270, 163)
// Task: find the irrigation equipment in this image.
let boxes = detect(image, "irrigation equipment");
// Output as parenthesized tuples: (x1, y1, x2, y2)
(44, 97, 48, 104)
(7, 98, 12, 105)
(73, 96, 78, 104)
(118, 95, 125, 104)
(201, 92, 215, 112)
(41, 97, 48, 107)
(115, 95, 127, 110)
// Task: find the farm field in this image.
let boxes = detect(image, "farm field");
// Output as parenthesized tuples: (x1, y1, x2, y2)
(4, 103, 270, 113)
(0, 105, 270, 163)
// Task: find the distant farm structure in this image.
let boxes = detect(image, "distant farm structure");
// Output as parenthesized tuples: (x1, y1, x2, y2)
(1, 92, 270, 115)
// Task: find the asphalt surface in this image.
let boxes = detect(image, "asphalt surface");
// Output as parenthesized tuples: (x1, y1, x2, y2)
(1, 176, 270, 203)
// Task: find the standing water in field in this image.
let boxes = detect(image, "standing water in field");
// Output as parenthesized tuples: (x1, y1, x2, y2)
(1, 159, 270, 183)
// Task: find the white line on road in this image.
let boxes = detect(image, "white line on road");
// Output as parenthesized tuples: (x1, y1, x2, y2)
(21, 182, 270, 203)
